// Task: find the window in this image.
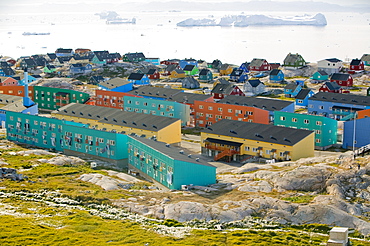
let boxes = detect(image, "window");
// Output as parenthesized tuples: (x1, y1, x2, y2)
(304, 119, 309, 124)
(298, 100, 303, 104)
(266, 149, 271, 155)
(316, 139, 321, 143)
(218, 107, 222, 112)
(292, 118, 297, 122)
(225, 116, 232, 120)
(208, 106, 213, 110)
(319, 106, 324, 109)
(315, 130, 321, 134)
(228, 109, 233, 113)
(244, 146, 250, 151)
(252, 148, 258, 152)
(199, 105, 204, 109)
(308, 104, 313, 108)
(248, 111, 253, 115)
(206, 114, 213, 118)
(280, 116, 286, 121)
(135, 101, 140, 105)
(198, 120, 204, 124)
(316, 121, 322, 126)
(235, 110, 242, 114)
(143, 102, 148, 106)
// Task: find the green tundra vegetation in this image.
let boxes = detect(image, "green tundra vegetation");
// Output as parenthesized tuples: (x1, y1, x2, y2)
(0, 146, 369, 246)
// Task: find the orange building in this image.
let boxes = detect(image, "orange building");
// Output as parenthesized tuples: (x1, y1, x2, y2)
(357, 109, 370, 119)
(194, 100, 269, 127)
(0, 85, 34, 99)
(95, 90, 141, 109)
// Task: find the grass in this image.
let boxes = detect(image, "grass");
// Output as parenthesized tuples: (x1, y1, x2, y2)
(282, 195, 316, 204)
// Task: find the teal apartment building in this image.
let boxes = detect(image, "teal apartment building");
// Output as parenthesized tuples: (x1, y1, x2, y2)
(274, 111, 338, 149)
(127, 136, 216, 190)
(123, 96, 190, 126)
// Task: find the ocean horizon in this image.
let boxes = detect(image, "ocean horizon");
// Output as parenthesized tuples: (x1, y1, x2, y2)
(0, 10, 369, 65)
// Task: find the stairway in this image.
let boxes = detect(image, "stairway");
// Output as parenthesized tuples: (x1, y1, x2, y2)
(214, 149, 239, 161)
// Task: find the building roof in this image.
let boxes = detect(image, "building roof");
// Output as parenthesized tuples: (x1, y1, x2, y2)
(350, 59, 362, 66)
(0, 94, 23, 105)
(322, 81, 341, 91)
(173, 69, 185, 74)
(130, 136, 215, 167)
(183, 64, 196, 71)
(309, 92, 370, 107)
(140, 68, 157, 75)
(216, 78, 230, 85)
(55, 48, 73, 54)
(128, 73, 145, 80)
(47, 53, 57, 60)
(247, 79, 263, 87)
(126, 85, 182, 99)
(166, 92, 212, 104)
(99, 77, 131, 89)
(322, 58, 342, 63)
(165, 64, 177, 72)
(284, 53, 304, 64)
(220, 64, 231, 70)
(53, 103, 179, 131)
(0, 67, 15, 76)
(124, 52, 145, 61)
(211, 84, 235, 95)
(295, 89, 312, 99)
(270, 69, 282, 76)
(316, 70, 328, 76)
(230, 69, 244, 77)
(199, 69, 211, 76)
(284, 83, 299, 90)
(218, 95, 293, 111)
(330, 73, 351, 81)
(202, 119, 313, 146)
(361, 54, 370, 62)
(249, 58, 267, 67)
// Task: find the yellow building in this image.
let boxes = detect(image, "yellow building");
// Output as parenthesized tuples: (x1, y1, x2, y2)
(200, 119, 314, 162)
(169, 69, 186, 79)
(52, 103, 181, 144)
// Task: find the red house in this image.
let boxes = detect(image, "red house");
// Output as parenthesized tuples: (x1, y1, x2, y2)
(160, 59, 179, 66)
(211, 83, 245, 100)
(0, 77, 18, 86)
(330, 73, 353, 87)
(248, 58, 272, 72)
(349, 58, 365, 72)
(141, 68, 160, 80)
(319, 82, 343, 93)
(95, 90, 141, 109)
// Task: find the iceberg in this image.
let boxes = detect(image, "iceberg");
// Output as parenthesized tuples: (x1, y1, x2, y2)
(177, 13, 327, 27)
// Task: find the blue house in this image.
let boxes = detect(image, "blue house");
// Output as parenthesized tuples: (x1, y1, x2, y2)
(239, 63, 250, 73)
(55, 48, 74, 57)
(0, 67, 15, 77)
(179, 59, 197, 69)
(229, 69, 248, 82)
(342, 117, 370, 150)
(311, 70, 329, 82)
(308, 92, 370, 120)
(284, 83, 302, 98)
(269, 69, 284, 83)
(14, 74, 38, 86)
(98, 77, 133, 93)
(128, 73, 150, 85)
(295, 89, 315, 107)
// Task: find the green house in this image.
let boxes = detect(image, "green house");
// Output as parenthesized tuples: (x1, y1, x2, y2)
(183, 64, 199, 76)
(198, 69, 213, 82)
(33, 86, 90, 110)
(274, 111, 337, 149)
(43, 65, 57, 74)
(122, 52, 146, 63)
(311, 70, 329, 81)
(127, 136, 216, 190)
(283, 53, 306, 69)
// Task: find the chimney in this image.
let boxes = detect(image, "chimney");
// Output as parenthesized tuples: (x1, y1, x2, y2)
(23, 68, 34, 107)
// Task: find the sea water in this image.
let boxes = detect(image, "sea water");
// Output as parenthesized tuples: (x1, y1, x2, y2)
(0, 10, 369, 65)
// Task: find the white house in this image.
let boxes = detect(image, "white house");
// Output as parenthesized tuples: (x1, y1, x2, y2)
(243, 79, 266, 96)
(317, 58, 343, 75)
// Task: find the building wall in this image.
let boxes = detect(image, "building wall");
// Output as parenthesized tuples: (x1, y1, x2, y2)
(357, 109, 370, 119)
(124, 96, 190, 126)
(308, 100, 370, 120)
(194, 100, 269, 127)
(156, 120, 182, 144)
(274, 111, 337, 149)
(200, 131, 314, 161)
(0, 85, 34, 98)
(342, 117, 370, 149)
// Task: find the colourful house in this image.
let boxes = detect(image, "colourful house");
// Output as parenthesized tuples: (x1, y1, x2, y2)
(349, 59, 365, 72)
(55, 48, 74, 57)
(229, 69, 248, 82)
(127, 136, 216, 190)
(128, 73, 150, 85)
(330, 73, 353, 87)
(0, 77, 18, 86)
(243, 79, 266, 96)
(283, 53, 306, 69)
(269, 69, 284, 82)
(311, 70, 329, 81)
(52, 103, 182, 144)
(248, 58, 271, 72)
(319, 82, 343, 94)
(179, 59, 197, 69)
(198, 69, 213, 82)
(181, 77, 200, 89)
(98, 77, 133, 93)
(284, 82, 302, 98)
(219, 64, 233, 76)
(360, 54, 370, 66)
(140, 68, 160, 80)
(124, 96, 190, 126)
(69, 63, 92, 75)
(169, 69, 186, 79)
(211, 84, 245, 100)
(183, 64, 199, 76)
(122, 52, 146, 63)
(33, 86, 90, 110)
(194, 100, 269, 127)
(43, 65, 57, 74)
(317, 58, 343, 75)
(274, 111, 337, 149)
(239, 63, 250, 73)
(200, 119, 315, 162)
(295, 89, 315, 107)
(145, 57, 160, 65)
